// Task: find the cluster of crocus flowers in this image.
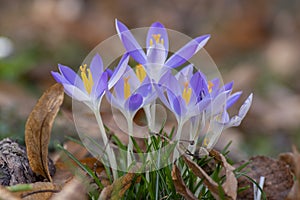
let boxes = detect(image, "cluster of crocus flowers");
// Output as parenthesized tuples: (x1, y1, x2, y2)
(51, 19, 253, 171)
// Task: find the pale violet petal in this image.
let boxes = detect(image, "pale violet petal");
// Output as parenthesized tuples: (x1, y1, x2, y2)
(115, 20, 146, 64)
(226, 91, 242, 109)
(165, 34, 210, 68)
(224, 93, 253, 128)
(175, 64, 194, 82)
(90, 54, 103, 84)
(63, 84, 90, 102)
(58, 64, 85, 90)
(146, 43, 167, 66)
(108, 53, 129, 89)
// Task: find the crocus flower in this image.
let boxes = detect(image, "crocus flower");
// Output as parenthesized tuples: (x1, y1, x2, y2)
(191, 76, 253, 154)
(156, 71, 211, 139)
(51, 53, 129, 111)
(174, 65, 208, 143)
(202, 93, 253, 151)
(115, 19, 210, 82)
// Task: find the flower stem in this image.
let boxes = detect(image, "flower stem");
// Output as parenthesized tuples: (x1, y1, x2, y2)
(94, 110, 118, 180)
(173, 121, 184, 162)
(127, 117, 134, 168)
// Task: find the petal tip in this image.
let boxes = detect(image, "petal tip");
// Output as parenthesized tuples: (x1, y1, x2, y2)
(151, 22, 165, 29)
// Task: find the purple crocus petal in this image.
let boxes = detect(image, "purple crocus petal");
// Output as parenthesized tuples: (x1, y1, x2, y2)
(210, 90, 230, 116)
(197, 97, 211, 113)
(154, 84, 172, 110)
(115, 20, 146, 64)
(113, 77, 125, 100)
(225, 93, 253, 128)
(63, 84, 90, 102)
(58, 64, 85, 90)
(158, 71, 181, 95)
(105, 68, 113, 78)
(187, 89, 198, 106)
(164, 88, 186, 118)
(175, 64, 193, 83)
(135, 83, 153, 97)
(209, 78, 220, 97)
(141, 75, 151, 85)
(57, 64, 76, 84)
(177, 96, 188, 116)
(108, 53, 129, 89)
(222, 81, 234, 93)
(125, 93, 143, 112)
(188, 97, 210, 117)
(143, 91, 157, 105)
(106, 90, 124, 111)
(146, 22, 169, 51)
(124, 66, 140, 90)
(51, 71, 70, 85)
(221, 110, 230, 124)
(170, 94, 182, 116)
(165, 34, 210, 68)
(226, 91, 242, 109)
(91, 71, 108, 100)
(238, 93, 253, 119)
(190, 71, 208, 97)
(90, 54, 103, 85)
(146, 45, 167, 66)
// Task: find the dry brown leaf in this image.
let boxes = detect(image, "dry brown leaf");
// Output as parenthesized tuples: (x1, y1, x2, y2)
(210, 149, 237, 200)
(14, 182, 60, 200)
(182, 155, 221, 200)
(171, 164, 198, 200)
(0, 185, 21, 200)
(99, 172, 140, 200)
(51, 161, 74, 186)
(25, 84, 64, 182)
(238, 155, 293, 199)
(182, 150, 237, 200)
(51, 177, 88, 200)
(280, 146, 300, 200)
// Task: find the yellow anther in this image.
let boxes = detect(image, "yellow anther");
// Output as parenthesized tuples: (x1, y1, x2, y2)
(182, 82, 192, 105)
(203, 138, 209, 147)
(124, 76, 131, 100)
(80, 64, 93, 94)
(150, 34, 163, 46)
(152, 34, 161, 43)
(208, 81, 214, 93)
(149, 39, 153, 47)
(135, 64, 146, 83)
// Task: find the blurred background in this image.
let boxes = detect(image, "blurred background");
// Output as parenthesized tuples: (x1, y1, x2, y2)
(0, 0, 299, 159)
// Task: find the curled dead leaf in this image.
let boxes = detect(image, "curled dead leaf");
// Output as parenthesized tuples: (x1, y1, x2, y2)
(51, 177, 88, 200)
(182, 150, 237, 200)
(99, 173, 140, 200)
(0, 185, 21, 200)
(210, 149, 237, 200)
(182, 155, 221, 200)
(171, 164, 198, 200)
(25, 83, 64, 182)
(13, 182, 60, 200)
